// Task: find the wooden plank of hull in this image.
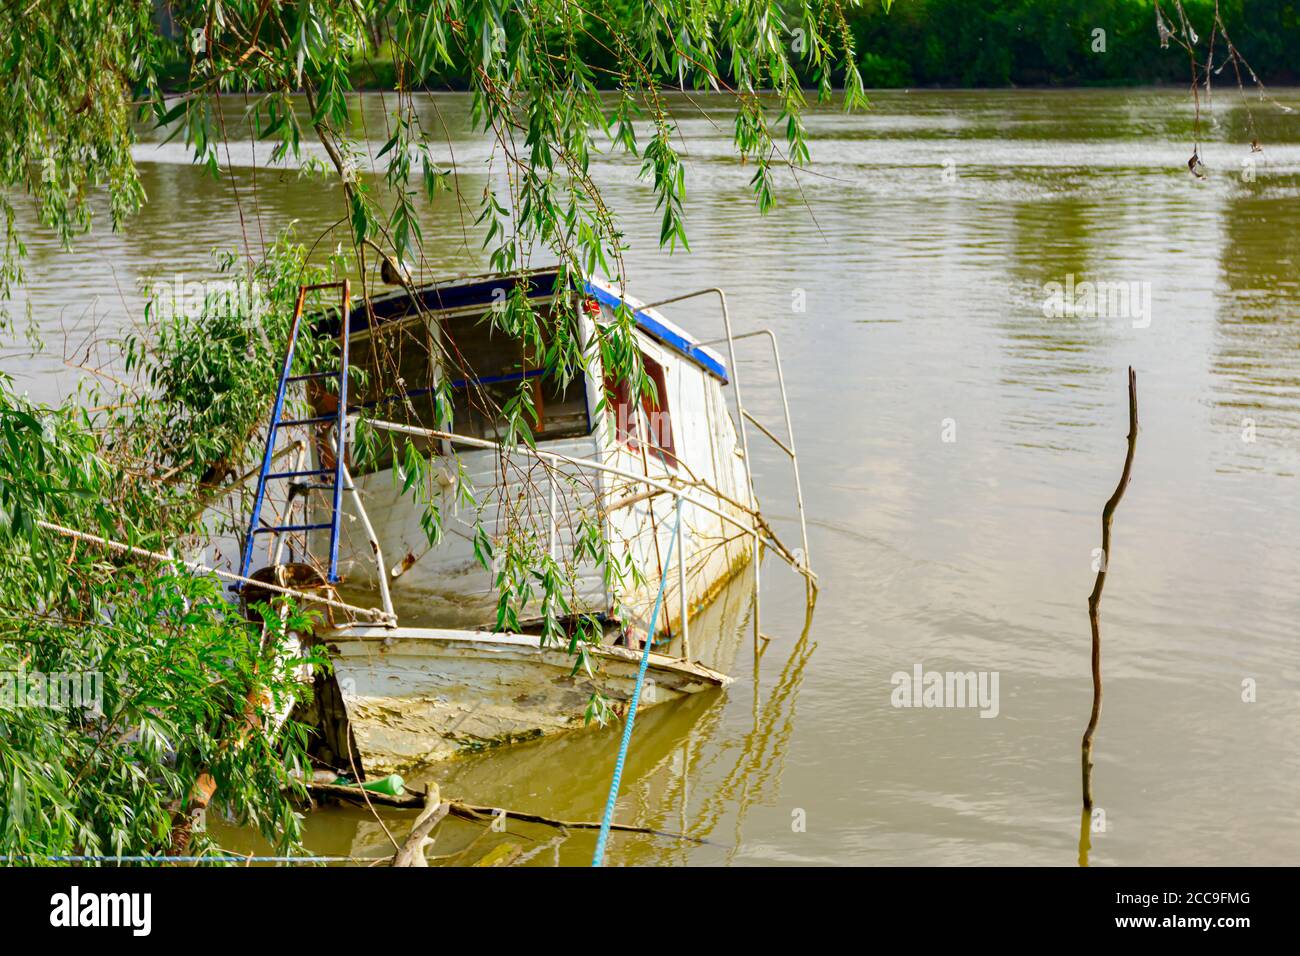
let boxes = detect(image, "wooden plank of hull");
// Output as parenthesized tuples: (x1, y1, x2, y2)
(325, 626, 731, 775)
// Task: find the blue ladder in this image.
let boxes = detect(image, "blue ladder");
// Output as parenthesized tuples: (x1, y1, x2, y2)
(238, 280, 353, 586)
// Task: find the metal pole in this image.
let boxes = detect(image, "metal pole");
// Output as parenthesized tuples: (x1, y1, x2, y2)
(338, 458, 395, 622)
(640, 290, 757, 506)
(327, 280, 351, 583)
(760, 330, 810, 576)
(368, 419, 760, 542)
(676, 492, 689, 661)
(701, 328, 812, 577)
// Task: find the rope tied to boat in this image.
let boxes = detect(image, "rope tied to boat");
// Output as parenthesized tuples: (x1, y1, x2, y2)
(592, 495, 684, 866)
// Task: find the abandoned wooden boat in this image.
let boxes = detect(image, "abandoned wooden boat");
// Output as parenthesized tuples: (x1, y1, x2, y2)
(301, 563, 759, 775)
(233, 271, 813, 774)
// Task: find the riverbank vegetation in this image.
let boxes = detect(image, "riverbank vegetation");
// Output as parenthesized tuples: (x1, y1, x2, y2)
(852, 1, 1296, 88)
(1, 237, 340, 859)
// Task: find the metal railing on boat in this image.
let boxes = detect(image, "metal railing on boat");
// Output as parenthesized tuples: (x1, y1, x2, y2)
(702, 328, 812, 587)
(641, 289, 817, 622)
(362, 417, 813, 661)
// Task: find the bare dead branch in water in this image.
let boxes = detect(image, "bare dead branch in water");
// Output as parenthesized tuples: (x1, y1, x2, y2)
(305, 782, 714, 847)
(391, 785, 449, 867)
(1082, 367, 1139, 811)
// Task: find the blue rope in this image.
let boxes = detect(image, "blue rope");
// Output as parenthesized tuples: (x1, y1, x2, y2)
(592, 496, 683, 866)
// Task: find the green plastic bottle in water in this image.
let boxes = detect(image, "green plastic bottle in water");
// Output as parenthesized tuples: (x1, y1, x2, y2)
(359, 774, 406, 797)
(325, 773, 406, 797)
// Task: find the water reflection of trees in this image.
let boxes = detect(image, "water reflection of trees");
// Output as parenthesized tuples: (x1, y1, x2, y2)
(1210, 175, 1300, 456)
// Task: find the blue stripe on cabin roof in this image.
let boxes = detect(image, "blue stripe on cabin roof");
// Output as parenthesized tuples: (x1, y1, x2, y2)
(582, 281, 729, 383)
(330, 269, 728, 383)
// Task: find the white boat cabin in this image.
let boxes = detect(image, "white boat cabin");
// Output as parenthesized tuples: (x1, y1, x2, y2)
(297, 268, 758, 661)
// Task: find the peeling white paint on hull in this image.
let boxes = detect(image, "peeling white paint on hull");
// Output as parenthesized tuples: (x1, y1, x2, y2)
(326, 625, 731, 775)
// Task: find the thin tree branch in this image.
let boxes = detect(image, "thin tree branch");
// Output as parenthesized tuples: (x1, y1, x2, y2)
(1082, 366, 1138, 811)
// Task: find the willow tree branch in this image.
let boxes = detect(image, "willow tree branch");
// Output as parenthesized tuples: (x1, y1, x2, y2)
(1082, 366, 1139, 811)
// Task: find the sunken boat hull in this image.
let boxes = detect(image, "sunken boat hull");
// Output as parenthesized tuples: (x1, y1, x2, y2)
(320, 625, 730, 775)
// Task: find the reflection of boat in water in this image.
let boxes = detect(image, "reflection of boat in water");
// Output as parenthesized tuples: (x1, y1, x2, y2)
(233, 273, 813, 774)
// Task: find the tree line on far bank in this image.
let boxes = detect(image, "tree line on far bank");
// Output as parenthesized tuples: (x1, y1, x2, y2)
(154, 1, 1295, 91)
(847, 0, 1295, 88)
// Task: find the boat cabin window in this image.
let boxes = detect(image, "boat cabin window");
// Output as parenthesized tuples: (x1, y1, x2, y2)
(441, 311, 591, 445)
(315, 304, 593, 474)
(604, 351, 676, 468)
